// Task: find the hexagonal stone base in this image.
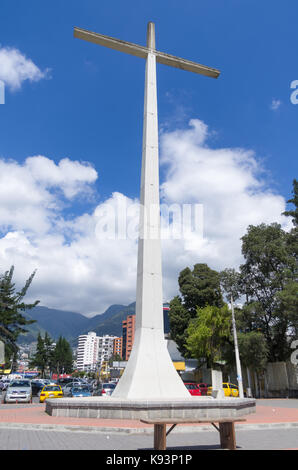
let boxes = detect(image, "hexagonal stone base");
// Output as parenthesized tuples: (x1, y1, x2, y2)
(45, 396, 256, 421)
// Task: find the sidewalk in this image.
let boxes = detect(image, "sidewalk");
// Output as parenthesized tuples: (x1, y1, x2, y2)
(0, 399, 298, 434)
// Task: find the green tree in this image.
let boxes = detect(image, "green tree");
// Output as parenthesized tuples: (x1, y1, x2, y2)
(219, 268, 268, 371)
(0, 266, 39, 367)
(72, 370, 86, 379)
(169, 263, 224, 357)
(240, 223, 296, 361)
(29, 333, 47, 377)
(30, 332, 54, 377)
(236, 331, 268, 373)
(168, 295, 192, 357)
(281, 179, 298, 337)
(52, 336, 73, 378)
(108, 354, 122, 366)
(219, 268, 241, 302)
(283, 179, 298, 226)
(276, 281, 298, 337)
(185, 304, 231, 367)
(178, 264, 224, 314)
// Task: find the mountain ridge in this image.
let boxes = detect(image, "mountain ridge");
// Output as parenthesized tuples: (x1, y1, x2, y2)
(19, 303, 136, 345)
(19, 302, 170, 346)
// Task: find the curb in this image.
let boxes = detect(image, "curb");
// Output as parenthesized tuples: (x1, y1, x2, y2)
(0, 421, 297, 434)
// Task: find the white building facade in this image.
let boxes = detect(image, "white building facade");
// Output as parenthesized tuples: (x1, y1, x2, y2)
(98, 335, 118, 366)
(76, 332, 99, 372)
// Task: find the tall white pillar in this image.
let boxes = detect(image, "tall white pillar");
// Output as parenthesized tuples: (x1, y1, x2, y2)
(113, 23, 189, 399)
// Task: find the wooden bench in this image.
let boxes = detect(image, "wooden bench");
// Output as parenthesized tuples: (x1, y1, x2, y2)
(140, 417, 246, 450)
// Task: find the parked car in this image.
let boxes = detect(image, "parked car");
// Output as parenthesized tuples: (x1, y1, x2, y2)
(93, 383, 116, 396)
(109, 378, 119, 384)
(70, 385, 92, 397)
(57, 377, 82, 387)
(184, 382, 202, 396)
(62, 381, 88, 396)
(0, 380, 8, 391)
(3, 379, 32, 404)
(0, 379, 11, 391)
(42, 379, 52, 385)
(197, 383, 209, 396)
(61, 382, 75, 396)
(207, 383, 239, 397)
(39, 384, 63, 403)
(31, 380, 46, 397)
(222, 383, 239, 397)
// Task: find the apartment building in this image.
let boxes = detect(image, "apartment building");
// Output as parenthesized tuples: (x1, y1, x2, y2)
(113, 337, 123, 359)
(122, 314, 136, 361)
(76, 332, 99, 372)
(121, 305, 170, 360)
(98, 335, 118, 366)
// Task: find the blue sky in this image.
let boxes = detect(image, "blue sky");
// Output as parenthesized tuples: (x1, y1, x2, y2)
(0, 0, 297, 314)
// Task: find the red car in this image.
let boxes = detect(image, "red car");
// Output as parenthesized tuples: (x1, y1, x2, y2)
(197, 383, 209, 396)
(184, 382, 202, 396)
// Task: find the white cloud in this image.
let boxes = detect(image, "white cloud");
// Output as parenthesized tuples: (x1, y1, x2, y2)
(0, 120, 291, 315)
(270, 99, 282, 111)
(0, 156, 97, 234)
(159, 119, 290, 300)
(0, 46, 50, 91)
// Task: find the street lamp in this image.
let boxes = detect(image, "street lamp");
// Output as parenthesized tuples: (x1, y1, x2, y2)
(230, 295, 244, 398)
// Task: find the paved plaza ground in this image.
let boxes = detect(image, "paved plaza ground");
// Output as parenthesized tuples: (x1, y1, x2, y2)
(0, 398, 297, 450)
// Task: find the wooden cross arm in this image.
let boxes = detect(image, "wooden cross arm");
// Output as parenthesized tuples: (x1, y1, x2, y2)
(74, 27, 220, 78)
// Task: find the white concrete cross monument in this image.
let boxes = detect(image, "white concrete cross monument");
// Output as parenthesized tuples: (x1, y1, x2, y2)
(74, 22, 220, 399)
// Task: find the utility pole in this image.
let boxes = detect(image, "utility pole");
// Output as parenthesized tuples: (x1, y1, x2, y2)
(230, 295, 244, 398)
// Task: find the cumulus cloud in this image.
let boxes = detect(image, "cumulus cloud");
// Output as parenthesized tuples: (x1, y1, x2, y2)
(0, 156, 97, 234)
(0, 46, 50, 91)
(0, 120, 291, 315)
(159, 120, 290, 294)
(270, 99, 282, 111)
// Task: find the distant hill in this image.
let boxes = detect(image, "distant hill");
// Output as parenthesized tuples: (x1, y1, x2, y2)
(84, 304, 133, 332)
(18, 303, 136, 346)
(75, 303, 136, 346)
(18, 302, 170, 346)
(19, 306, 91, 344)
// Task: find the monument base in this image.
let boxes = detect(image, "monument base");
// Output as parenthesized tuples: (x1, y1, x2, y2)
(45, 396, 256, 421)
(112, 327, 190, 399)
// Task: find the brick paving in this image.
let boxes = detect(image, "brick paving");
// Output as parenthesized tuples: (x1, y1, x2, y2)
(0, 399, 298, 431)
(0, 399, 298, 450)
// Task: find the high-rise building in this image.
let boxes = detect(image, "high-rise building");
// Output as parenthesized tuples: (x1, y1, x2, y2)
(122, 315, 136, 361)
(98, 335, 118, 366)
(76, 332, 99, 372)
(121, 305, 170, 361)
(113, 337, 123, 359)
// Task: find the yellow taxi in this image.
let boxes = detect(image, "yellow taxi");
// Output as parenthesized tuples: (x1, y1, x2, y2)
(39, 384, 63, 403)
(223, 383, 239, 397)
(207, 383, 239, 397)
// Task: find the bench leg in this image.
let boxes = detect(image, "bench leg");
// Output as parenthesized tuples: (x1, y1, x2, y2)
(154, 424, 167, 450)
(219, 422, 236, 450)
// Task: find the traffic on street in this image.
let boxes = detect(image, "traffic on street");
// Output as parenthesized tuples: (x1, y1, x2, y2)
(0, 375, 118, 404)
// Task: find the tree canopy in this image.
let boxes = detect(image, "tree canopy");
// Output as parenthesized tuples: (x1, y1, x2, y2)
(29, 332, 54, 377)
(239, 222, 297, 361)
(0, 266, 39, 365)
(186, 304, 231, 367)
(169, 180, 297, 369)
(169, 263, 224, 357)
(52, 336, 73, 376)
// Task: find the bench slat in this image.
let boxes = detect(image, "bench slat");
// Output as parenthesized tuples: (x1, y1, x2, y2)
(141, 418, 246, 425)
